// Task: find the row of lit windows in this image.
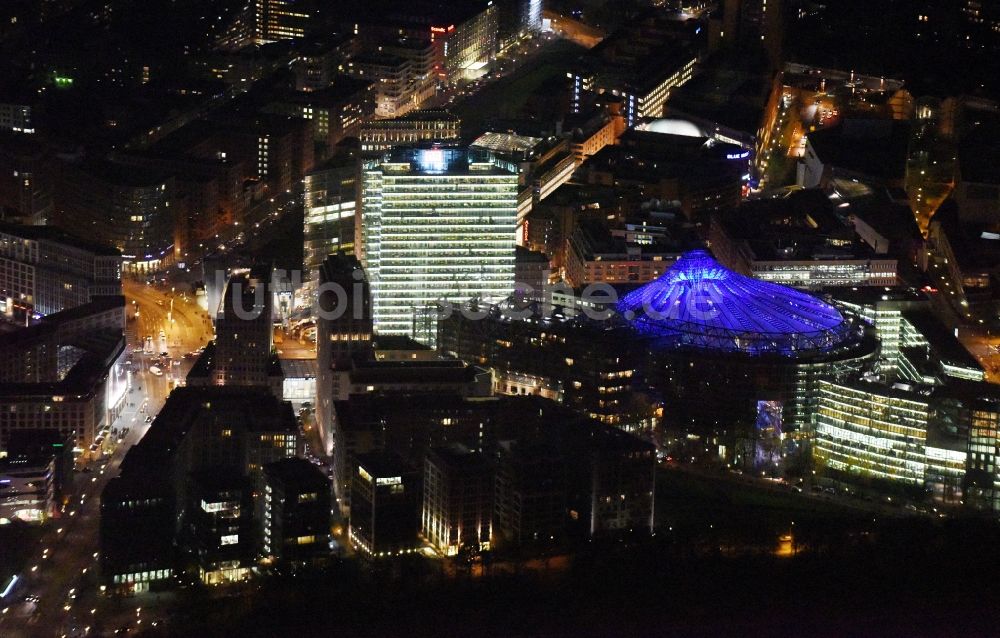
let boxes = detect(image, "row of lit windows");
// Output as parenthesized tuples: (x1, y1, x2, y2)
(113, 569, 172, 584)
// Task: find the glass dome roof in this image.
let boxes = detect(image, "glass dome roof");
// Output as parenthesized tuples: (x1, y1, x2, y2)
(617, 250, 854, 355)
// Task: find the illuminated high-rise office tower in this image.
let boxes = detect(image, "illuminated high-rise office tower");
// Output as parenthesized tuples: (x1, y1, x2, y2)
(253, 0, 311, 44)
(360, 146, 517, 345)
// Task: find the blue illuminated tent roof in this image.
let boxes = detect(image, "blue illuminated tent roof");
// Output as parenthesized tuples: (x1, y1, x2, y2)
(617, 250, 854, 355)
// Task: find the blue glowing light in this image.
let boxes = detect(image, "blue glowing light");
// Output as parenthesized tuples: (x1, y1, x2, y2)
(726, 150, 751, 160)
(754, 400, 784, 470)
(1, 574, 18, 598)
(617, 250, 853, 355)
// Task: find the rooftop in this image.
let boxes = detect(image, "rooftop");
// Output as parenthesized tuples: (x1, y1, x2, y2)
(827, 286, 929, 307)
(0, 295, 124, 349)
(280, 358, 318, 379)
(0, 221, 121, 257)
(264, 457, 329, 488)
(348, 53, 408, 69)
(515, 245, 550, 263)
(930, 202, 1000, 274)
(471, 131, 543, 154)
(957, 109, 1000, 185)
(582, 129, 745, 185)
(716, 189, 875, 262)
(348, 357, 483, 384)
(352, 0, 494, 30)
(355, 451, 414, 480)
(618, 250, 856, 355)
(428, 443, 490, 472)
(782, 64, 905, 94)
(902, 310, 983, 372)
(664, 58, 769, 136)
(807, 119, 910, 182)
(377, 145, 515, 176)
(119, 386, 297, 477)
(319, 252, 366, 281)
(0, 338, 124, 398)
(581, 12, 699, 95)
(571, 218, 699, 260)
(68, 158, 171, 189)
(373, 335, 431, 351)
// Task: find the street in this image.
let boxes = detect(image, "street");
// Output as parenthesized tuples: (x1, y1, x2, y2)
(1, 282, 214, 637)
(958, 327, 1000, 383)
(1, 388, 156, 637)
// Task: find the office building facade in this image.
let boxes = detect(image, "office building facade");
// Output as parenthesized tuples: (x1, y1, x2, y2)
(54, 161, 175, 272)
(0, 454, 55, 524)
(813, 380, 930, 486)
(303, 159, 358, 302)
(253, 0, 312, 44)
(316, 253, 373, 454)
(423, 444, 493, 556)
(494, 440, 567, 547)
(812, 378, 994, 507)
(100, 387, 301, 592)
(260, 458, 331, 564)
(187, 471, 254, 585)
(360, 146, 517, 344)
(570, 16, 698, 127)
(0, 222, 121, 318)
(359, 109, 460, 156)
(350, 452, 421, 557)
(0, 296, 128, 453)
(207, 268, 280, 391)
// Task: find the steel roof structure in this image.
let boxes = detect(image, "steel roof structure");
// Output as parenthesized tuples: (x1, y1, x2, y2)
(617, 250, 855, 355)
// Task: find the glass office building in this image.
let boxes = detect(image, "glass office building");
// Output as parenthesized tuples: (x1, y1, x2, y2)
(813, 379, 930, 485)
(361, 146, 517, 344)
(302, 160, 356, 305)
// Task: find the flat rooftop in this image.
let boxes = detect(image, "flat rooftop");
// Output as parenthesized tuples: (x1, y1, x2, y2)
(902, 310, 983, 372)
(717, 189, 876, 262)
(378, 145, 516, 176)
(373, 335, 431, 351)
(264, 457, 328, 487)
(280, 358, 317, 379)
(0, 221, 120, 257)
(348, 357, 481, 384)
(119, 386, 297, 477)
(354, 451, 414, 479)
(573, 218, 699, 259)
(807, 119, 910, 182)
(352, 0, 494, 29)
